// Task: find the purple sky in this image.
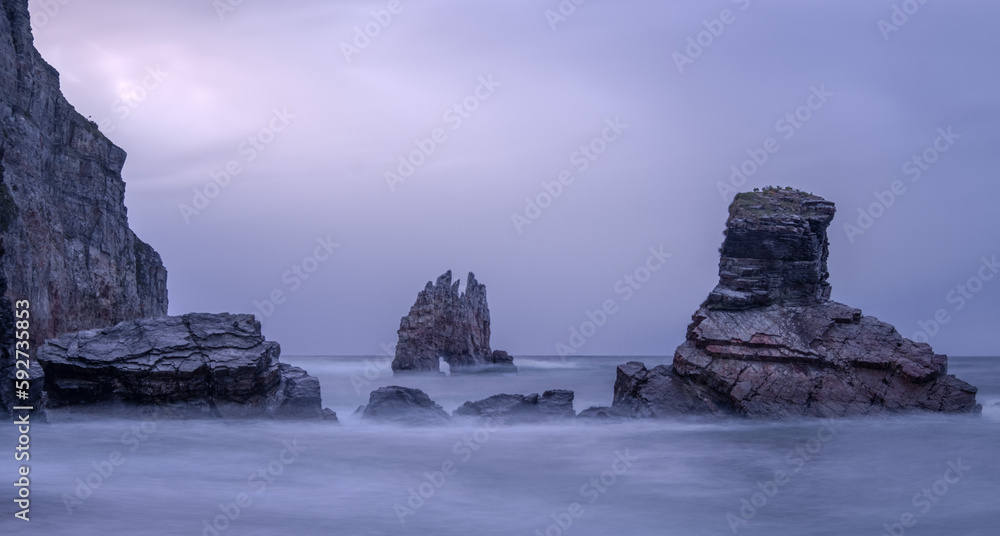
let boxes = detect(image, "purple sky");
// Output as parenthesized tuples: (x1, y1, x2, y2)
(29, 0, 1000, 356)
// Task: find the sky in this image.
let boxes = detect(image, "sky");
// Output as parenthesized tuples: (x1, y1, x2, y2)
(27, 0, 1000, 357)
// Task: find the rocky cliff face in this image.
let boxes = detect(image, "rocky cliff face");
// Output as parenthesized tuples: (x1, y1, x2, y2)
(615, 188, 979, 419)
(36, 313, 331, 419)
(0, 0, 168, 346)
(391, 271, 515, 373)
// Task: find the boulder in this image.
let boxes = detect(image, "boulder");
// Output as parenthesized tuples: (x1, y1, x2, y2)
(391, 271, 516, 373)
(361, 386, 449, 425)
(36, 313, 332, 419)
(454, 389, 576, 423)
(616, 188, 980, 419)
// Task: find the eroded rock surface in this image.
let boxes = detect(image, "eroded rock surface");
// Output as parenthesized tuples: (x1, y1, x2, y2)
(36, 313, 330, 419)
(454, 389, 575, 423)
(0, 0, 167, 415)
(392, 271, 516, 373)
(360, 386, 449, 425)
(617, 189, 979, 419)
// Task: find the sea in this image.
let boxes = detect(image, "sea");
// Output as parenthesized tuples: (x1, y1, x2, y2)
(1, 355, 997, 536)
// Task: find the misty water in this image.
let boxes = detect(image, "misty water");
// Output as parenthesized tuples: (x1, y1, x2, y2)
(2, 355, 998, 536)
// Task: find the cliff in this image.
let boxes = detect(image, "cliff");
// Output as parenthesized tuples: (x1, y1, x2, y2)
(0, 0, 168, 346)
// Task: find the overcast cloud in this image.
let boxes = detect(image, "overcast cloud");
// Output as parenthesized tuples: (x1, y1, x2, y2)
(29, 0, 1000, 356)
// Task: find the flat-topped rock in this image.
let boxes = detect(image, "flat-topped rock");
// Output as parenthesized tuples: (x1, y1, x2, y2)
(454, 390, 575, 423)
(36, 313, 331, 419)
(706, 188, 835, 310)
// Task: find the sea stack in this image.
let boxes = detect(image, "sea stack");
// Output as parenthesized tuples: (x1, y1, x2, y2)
(617, 188, 980, 419)
(392, 270, 516, 373)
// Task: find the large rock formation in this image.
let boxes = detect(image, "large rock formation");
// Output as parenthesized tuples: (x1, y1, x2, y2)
(454, 390, 576, 423)
(36, 313, 331, 419)
(0, 1, 168, 337)
(0, 0, 168, 414)
(391, 271, 515, 373)
(360, 386, 450, 425)
(617, 188, 980, 419)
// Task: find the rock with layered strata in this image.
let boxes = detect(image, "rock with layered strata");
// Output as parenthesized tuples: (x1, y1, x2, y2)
(36, 313, 330, 419)
(617, 189, 980, 419)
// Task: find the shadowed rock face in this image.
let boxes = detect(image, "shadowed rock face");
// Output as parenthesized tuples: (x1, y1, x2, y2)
(0, 0, 167, 344)
(391, 271, 516, 374)
(454, 390, 575, 423)
(36, 313, 330, 420)
(705, 190, 835, 310)
(617, 189, 979, 419)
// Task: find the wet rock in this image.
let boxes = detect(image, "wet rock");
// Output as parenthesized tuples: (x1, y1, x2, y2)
(454, 389, 575, 423)
(392, 271, 516, 373)
(35, 313, 330, 419)
(361, 386, 449, 425)
(617, 189, 980, 419)
(611, 362, 729, 418)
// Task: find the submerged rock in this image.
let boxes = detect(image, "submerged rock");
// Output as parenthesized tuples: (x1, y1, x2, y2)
(617, 189, 980, 419)
(391, 271, 516, 373)
(361, 386, 450, 425)
(36, 313, 331, 419)
(454, 389, 575, 423)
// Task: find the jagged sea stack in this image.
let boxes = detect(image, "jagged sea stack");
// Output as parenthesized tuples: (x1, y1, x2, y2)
(392, 271, 515, 373)
(669, 188, 980, 418)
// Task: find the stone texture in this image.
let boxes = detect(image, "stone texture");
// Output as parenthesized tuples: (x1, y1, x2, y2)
(0, 0, 168, 349)
(453, 389, 576, 423)
(705, 189, 834, 310)
(610, 362, 729, 418)
(360, 386, 449, 425)
(616, 188, 980, 419)
(36, 313, 329, 419)
(392, 271, 516, 373)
